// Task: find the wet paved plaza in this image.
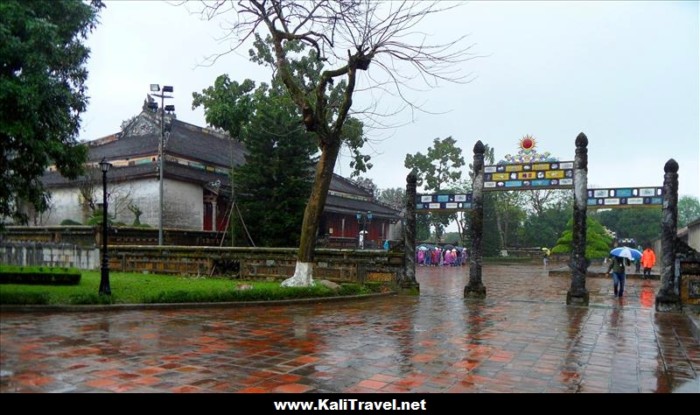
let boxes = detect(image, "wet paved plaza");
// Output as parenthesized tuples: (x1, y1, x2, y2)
(1, 263, 698, 393)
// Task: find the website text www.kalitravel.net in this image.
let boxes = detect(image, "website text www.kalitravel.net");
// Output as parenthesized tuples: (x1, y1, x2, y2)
(273, 398, 427, 411)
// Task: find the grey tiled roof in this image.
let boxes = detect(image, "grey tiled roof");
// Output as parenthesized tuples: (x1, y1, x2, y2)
(87, 118, 246, 169)
(324, 194, 399, 220)
(43, 161, 230, 191)
(328, 174, 373, 197)
(44, 110, 399, 219)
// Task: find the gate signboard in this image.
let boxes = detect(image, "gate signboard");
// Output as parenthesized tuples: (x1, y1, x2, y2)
(483, 161, 574, 191)
(416, 193, 472, 211)
(586, 187, 663, 209)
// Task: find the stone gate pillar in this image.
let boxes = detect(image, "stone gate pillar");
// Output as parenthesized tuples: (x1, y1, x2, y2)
(567, 133, 589, 305)
(465, 140, 486, 298)
(401, 172, 419, 291)
(655, 159, 681, 312)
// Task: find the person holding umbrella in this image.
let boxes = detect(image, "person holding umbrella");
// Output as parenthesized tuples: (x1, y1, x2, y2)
(542, 247, 551, 267)
(607, 246, 640, 298)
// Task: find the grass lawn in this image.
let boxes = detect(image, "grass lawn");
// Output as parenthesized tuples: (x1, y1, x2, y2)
(0, 271, 383, 305)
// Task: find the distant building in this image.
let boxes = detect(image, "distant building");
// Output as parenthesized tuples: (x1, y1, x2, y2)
(38, 97, 401, 248)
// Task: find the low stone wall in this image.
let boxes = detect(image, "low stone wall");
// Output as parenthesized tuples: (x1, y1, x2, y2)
(0, 226, 96, 247)
(0, 243, 404, 286)
(0, 226, 230, 248)
(108, 246, 403, 285)
(0, 242, 99, 269)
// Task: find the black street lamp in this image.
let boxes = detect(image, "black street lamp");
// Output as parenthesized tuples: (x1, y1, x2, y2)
(356, 210, 373, 249)
(148, 84, 175, 246)
(98, 158, 112, 296)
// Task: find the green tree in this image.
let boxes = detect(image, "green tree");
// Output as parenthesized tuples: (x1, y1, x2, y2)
(521, 203, 572, 249)
(594, 208, 662, 247)
(678, 195, 700, 228)
(193, 73, 318, 247)
(195, 1, 472, 286)
(233, 88, 317, 247)
(482, 194, 502, 257)
(416, 214, 432, 243)
(192, 76, 256, 139)
(0, 0, 104, 228)
(552, 218, 613, 261)
(551, 217, 613, 261)
(405, 136, 466, 241)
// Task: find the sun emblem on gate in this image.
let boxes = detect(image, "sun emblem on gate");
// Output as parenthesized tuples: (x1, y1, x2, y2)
(501, 134, 556, 164)
(519, 134, 536, 151)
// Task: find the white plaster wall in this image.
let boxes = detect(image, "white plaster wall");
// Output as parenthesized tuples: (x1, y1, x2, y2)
(118, 179, 203, 230)
(130, 179, 161, 227)
(165, 180, 203, 230)
(44, 188, 84, 225)
(43, 178, 204, 230)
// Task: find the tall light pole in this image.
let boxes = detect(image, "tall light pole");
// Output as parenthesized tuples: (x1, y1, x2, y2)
(99, 158, 112, 296)
(356, 210, 373, 249)
(148, 84, 174, 246)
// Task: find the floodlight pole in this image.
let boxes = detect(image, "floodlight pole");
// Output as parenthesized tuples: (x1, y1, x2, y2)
(149, 85, 174, 246)
(158, 93, 164, 246)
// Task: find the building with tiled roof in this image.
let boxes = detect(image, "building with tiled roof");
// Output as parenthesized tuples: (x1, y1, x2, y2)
(40, 97, 401, 247)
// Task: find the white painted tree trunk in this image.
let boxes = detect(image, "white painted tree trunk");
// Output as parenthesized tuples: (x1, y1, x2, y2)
(281, 261, 314, 287)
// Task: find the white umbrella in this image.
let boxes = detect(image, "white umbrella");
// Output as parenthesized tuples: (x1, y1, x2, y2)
(610, 246, 642, 261)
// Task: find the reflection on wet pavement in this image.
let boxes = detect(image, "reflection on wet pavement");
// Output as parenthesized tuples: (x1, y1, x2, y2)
(0, 264, 698, 393)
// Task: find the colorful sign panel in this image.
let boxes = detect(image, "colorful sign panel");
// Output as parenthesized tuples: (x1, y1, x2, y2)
(586, 187, 663, 208)
(483, 161, 574, 191)
(416, 193, 472, 211)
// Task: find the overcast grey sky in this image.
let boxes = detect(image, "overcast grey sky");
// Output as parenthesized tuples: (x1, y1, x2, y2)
(81, 1, 699, 199)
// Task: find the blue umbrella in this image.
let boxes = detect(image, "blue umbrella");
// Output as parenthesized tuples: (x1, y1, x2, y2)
(610, 246, 642, 261)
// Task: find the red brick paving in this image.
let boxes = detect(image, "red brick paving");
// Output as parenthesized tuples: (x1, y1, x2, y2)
(0, 264, 698, 393)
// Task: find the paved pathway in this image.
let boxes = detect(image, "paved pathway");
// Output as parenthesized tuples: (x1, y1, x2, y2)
(1, 264, 698, 393)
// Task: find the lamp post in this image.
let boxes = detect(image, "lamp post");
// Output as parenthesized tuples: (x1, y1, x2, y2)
(99, 158, 112, 296)
(356, 210, 373, 249)
(148, 84, 175, 246)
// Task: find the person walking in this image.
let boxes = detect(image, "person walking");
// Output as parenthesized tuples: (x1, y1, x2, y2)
(641, 245, 656, 279)
(634, 245, 642, 273)
(607, 255, 630, 298)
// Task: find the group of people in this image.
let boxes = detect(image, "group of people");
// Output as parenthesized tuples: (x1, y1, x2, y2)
(416, 246, 468, 267)
(606, 244, 656, 298)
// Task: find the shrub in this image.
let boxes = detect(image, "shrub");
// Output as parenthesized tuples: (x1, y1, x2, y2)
(60, 219, 82, 225)
(69, 293, 115, 305)
(0, 291, 50, 305)
(0, 265, 81, 285)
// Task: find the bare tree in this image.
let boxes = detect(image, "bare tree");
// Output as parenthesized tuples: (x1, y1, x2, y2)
(77, 165, 101, 221)
(77, 164, 133, 224)
(524, 189, 571, 216)
(196, 0, 475, 286)
(353, 176, 378, 198)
